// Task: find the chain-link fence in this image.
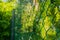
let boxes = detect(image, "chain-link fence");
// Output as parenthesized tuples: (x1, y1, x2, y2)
(0, 0, 60, 40)
(11, 0, 60, 40)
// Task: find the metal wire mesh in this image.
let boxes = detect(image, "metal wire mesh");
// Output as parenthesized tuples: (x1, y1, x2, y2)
(14, 0, 60, 40)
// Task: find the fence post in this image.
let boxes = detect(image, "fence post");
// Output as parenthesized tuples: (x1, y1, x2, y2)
(11, 9, 15, 40)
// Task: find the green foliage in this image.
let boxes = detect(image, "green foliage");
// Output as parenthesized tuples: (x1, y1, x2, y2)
(0, 11, 12, 40)
(15, 0, 60, 40)
(0, 0, 17, 40)
(0, 0, 60, 40)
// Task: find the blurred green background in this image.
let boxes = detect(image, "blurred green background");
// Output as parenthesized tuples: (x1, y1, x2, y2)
(0, 0, 60, 40)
